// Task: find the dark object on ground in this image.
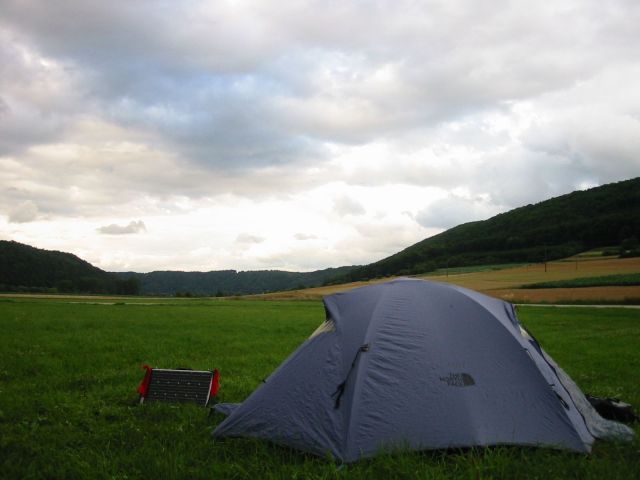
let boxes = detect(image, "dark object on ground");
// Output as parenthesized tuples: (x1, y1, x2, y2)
(137, 365, 220, 406)
(587, 395, 639, 423)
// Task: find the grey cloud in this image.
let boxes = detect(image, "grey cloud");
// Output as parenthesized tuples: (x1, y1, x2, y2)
(97, 220, 146, 235)
(268, 2, 638, 144)
(333, 195, 365, 217)
(0, 36, 74, 155)
(0, 101, 67, 156)
(415, 195, 500, 229)
(0, 2, 319, 169)
(0, 1, 286, 78)
(4, 0, 639, 171)
(522, 115, 640, 186)
(353, 222, 426, 259)
(8, 200, 39, 223)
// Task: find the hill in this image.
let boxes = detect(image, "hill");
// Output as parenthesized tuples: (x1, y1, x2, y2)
(332, 177, 640, 283)
(0, 240, 354, 296)
(114, 266, 355, 296)
(0, 240, 140, 294)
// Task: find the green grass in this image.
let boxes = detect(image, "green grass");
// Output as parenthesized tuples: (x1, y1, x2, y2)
(1, 298, 639, 479)
(520, 273, 640, 289)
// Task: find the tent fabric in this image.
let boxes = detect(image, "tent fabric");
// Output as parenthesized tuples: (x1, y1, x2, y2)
(213, 278, 633, 462)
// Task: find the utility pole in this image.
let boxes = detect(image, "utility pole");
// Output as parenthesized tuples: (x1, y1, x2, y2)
(544, 245, 548, 273)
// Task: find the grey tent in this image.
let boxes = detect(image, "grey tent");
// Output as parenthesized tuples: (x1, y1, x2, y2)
(214, 278, 633, 462)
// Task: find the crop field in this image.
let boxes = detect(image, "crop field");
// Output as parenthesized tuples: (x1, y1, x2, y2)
(261, 257, 640, 303)
(429, 257, 640, 293)
(1, 297, 639, 479)
(520, 273, 640, 289)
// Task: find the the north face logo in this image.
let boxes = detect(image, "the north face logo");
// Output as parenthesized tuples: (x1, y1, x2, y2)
(439, 373, 475, 387)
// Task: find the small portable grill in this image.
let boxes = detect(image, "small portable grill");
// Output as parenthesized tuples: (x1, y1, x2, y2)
(137, 365, 220, 407)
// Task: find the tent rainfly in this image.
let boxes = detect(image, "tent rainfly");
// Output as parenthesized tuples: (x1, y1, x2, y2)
(213, 278, 634, 462)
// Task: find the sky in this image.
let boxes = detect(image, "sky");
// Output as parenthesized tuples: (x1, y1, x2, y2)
(1, 0, 639, 273)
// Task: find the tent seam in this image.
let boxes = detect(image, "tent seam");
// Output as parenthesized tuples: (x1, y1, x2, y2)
(341, 281, 396, 460)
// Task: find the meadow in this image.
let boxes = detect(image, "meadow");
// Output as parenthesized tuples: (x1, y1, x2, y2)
(1, 297, 639, 479)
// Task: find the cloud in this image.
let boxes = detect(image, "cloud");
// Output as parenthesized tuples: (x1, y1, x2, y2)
(520, 75, 640, 186)
(333, 195, 365, 217)
(415, 194, 500, 229)
(97, 220, 146, 235)
(4, 0, 637, 172)
(294, 233, 318, 241)
(8, 200, 39, 223)
(235, 233, 265, 245)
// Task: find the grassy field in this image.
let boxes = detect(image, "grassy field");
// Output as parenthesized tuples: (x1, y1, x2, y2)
(1, 297, 639, 479)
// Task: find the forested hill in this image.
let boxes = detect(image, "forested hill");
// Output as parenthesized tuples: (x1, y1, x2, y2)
(114, 266, 354, 296)
(331, 177, 640, 283)
(0, 240, 140, 294)
(0, 239, 354, 295)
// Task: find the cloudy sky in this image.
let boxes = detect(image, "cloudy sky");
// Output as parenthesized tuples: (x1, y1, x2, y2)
(1, 1, 639, 272)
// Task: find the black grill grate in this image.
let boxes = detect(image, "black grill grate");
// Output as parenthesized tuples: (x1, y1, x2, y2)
(143, 369, 213, 406)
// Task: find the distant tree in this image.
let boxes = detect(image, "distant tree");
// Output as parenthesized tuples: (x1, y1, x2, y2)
(620, 236, 639, 258)
(621, 236, 639, 251)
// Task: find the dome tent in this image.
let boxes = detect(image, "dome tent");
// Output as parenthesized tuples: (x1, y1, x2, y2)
(213, 278, 633, 462)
